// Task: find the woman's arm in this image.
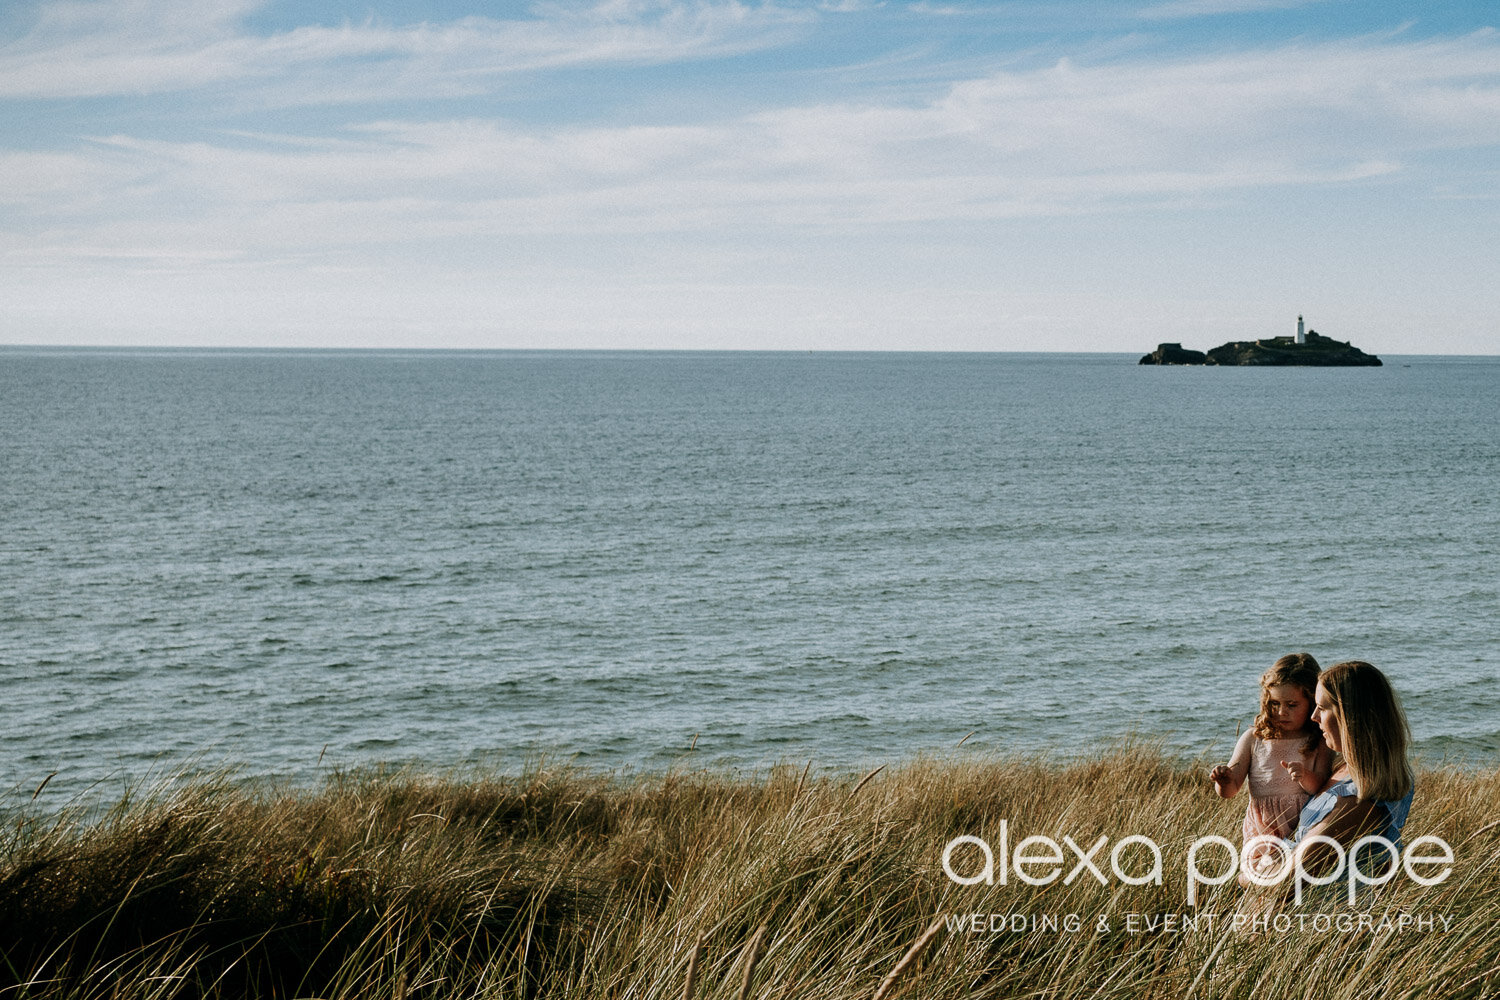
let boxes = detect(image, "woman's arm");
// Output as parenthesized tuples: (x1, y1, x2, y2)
(1291, 796, 1384, 876)
(1310, 744, 1335, 791)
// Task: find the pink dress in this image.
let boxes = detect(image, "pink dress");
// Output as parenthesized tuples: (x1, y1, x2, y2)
(1224, 729, 1332, 864)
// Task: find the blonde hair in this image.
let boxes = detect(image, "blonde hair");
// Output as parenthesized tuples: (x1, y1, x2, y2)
(1253, 652, 1322, 754)
(1319, 660, 1413, 802)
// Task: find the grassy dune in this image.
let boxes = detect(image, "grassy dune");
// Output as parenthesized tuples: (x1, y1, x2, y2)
(3, 747, 1497, 999)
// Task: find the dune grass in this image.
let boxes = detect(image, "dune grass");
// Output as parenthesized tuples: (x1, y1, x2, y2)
(2, 747, 1497, 999)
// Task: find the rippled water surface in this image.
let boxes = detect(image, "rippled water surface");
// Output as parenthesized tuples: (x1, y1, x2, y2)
(3, 349, 1497, 804)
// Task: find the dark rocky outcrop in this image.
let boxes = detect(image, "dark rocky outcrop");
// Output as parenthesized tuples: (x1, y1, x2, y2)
(1138, 343, 1206, 365)
(1139, 330, 1381, 366)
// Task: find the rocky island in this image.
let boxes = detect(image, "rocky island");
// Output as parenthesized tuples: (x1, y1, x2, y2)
(1139, 318, 1381, 366)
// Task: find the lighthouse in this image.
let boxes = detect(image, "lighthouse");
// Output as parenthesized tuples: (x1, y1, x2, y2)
(1296, 315, 1305, 345)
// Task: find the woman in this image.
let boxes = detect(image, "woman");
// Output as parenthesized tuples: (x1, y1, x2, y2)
(1290, 660, 1414, 889)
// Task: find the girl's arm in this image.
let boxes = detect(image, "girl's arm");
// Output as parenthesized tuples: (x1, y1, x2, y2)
(1210, 729, 1254, 799)
(1282, 745, 1331, 794)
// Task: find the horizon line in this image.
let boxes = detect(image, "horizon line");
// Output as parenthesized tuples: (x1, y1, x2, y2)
(1, 343, 1496, 360)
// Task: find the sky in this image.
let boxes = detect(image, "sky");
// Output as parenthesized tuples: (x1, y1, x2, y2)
(1, 0, 1497, 352)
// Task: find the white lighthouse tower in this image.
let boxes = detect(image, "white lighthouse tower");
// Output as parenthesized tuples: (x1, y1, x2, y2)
(1296, 315, 1305, 345)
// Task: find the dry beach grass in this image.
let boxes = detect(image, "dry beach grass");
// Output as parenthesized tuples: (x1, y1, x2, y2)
(3, 746, 1497, 999)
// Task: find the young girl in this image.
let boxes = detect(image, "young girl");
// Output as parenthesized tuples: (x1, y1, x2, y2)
(1209, 653, 1334, 870)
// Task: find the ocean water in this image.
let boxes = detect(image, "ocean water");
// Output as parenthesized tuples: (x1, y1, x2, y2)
(2, 349, 1497, 805)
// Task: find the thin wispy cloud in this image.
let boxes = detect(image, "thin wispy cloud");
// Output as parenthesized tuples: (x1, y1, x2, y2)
(0, 0, 811, 100)
(1137, 0, 1330, 21)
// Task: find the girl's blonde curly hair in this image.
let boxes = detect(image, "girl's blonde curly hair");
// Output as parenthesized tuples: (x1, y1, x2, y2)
(1253, 652, 1323, 754)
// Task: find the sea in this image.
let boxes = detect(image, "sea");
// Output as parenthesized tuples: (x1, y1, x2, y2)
(2, 348, 1497, 807)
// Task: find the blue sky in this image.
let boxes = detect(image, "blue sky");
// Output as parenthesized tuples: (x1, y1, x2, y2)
(1, 0, 1496, 351)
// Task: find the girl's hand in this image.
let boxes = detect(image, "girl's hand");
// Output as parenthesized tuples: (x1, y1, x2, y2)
(1208, 764, 1231, 784)
(1281, 760, 1308, 784)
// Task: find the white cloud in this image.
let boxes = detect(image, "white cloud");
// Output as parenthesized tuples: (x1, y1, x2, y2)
(929, 34, 1500, 167)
